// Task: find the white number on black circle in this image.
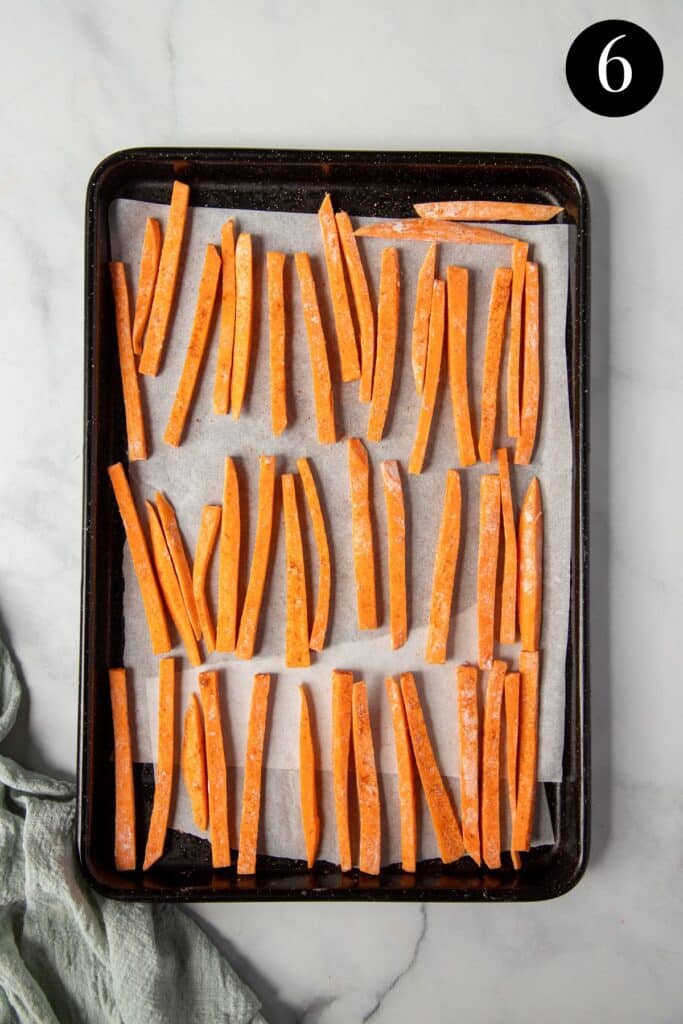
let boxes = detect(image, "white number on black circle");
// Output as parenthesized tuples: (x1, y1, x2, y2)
(598, 34, 633, 92)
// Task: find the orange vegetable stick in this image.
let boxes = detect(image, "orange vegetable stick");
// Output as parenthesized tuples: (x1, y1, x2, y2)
(213, 219, 236, 415)
(446, 266, 476, 467)
(319, 194, 359, 382)
(131, 217, 162, 354)
(515, 261, 541, 465)
(230, 233, 254, 419)
(143, 657, 176, 870)
(267, 251, 287, 435)
(237, 673, 271, 875)
(332, 670, 354, 872)
(164, 244, 221, 447)
(299, 684, 320, 868)
(108, 463, 170, 655)
(294, 252, 336, 444)
(155, 491, 201, 641)
(192, 505, 221, 655)
(411, 242, 437, 394)
(477, 474, 501, 669)
(198, 670, 230, 867)
(348, 438, 378, 630)
(109, 667, 136, 871)
(281, 473, 310, 668)
(108, 262, 148, 461)
(478, 267, 512, 463)
(297, 458, 331, 652)
(182, 692, 209, 831)
(236, 455, 276, 659)
(355, 219, 517, 245)
(385, 676, 417, 872)
(409, 278, 445, 474)
(216, 457, 240, 653)
(425, 470, 462, 664)
(481, 660, 506, 869)
(506, 240, 529, 437)
(511, 650, 539, 852)
(336, 210, 375, 402)
(352, 681, 381, 875)
(380, 460, 407, 649)
(146, 501, 202, 667)
(518, 477, 543, 652)
(139, 180, 190, 376)
(456, 664, 480, 865)
(497, 448, 517, 644)
(504, 672, 522, 869)
(367, 247, 400, 442)
(400, 672, 464, 863)
(414, 200, 563, 222)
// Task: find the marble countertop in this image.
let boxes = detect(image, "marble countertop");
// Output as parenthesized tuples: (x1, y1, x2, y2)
(1, 1, 681, 1021)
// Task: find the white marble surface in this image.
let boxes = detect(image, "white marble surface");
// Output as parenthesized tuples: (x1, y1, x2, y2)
(0, 1, 681, 1021)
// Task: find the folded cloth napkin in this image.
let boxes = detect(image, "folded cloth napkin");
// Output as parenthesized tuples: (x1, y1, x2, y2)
(0, 635, 266, 1024)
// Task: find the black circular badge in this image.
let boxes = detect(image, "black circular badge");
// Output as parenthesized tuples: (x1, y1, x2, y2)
(566, 20, 663, 117)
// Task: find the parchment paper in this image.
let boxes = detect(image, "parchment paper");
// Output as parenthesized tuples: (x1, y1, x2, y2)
(110, 197, 570, 862)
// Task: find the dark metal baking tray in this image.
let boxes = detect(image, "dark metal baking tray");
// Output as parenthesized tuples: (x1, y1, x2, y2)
(78, 148, 589, 902)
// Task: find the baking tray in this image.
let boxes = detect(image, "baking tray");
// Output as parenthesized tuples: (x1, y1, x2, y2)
(78, 148, 590, 902)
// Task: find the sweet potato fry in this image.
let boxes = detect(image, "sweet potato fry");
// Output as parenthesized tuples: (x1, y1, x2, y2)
(497, 448, 517, 644)
(385, 676, 416, 872)
(367, 248, 400, 442)
(143, 657, 176, 870)
(400, 673, 464, 863)
(380, 461, 407, 649)
(478, 267, 512, 463)
(514, 262, 541, 465)
(518, 477, 543, 652)
(504, 672, 522, 869)
(511, 651, 539, 852)
(348, 438, 378, 630)
(213, 219, 236, 415)
(319, 194, 359, 382)
(108, 262, 147, 461)
(163, 244, 221, 447)
(294, 252, 336, 444)
(281, 473, 310, 668)
(409, 278, 445, 474)
(425, 470, 462, 664)
(456, 664, 480, 865)
(446, 266, 476, 467)
(355, 219, 517, 245)
(146, 501, 202, 667)
(414, 200, 563, 222)
(109, 667, 136, 871)
(107, 463, 170, 655)
(332, 670, 354, 872)
(481, 660, 506, 869)
(216, 457, 240, 653)
(411, 243, 437, 394)
(236, 455, 276, 659)
(299, 684, 320, 868)
(198, 671, 230, 867)
(352, 681, 381, 875)
(477, 474, 501, 669)
(237, 673, 271, 875)
(297, 457, 331, 652)
(192, 505, 221, 655)
(131, 217, 162, 355)
(182, 692, 209, 831)
(139, 180, 190, 376)
(267, 251, 287, 435)
(155, 491, 201, 641)
(506, 241, 529, 437)
(230, 233, 254, 419)
(336, 210, 375, 401)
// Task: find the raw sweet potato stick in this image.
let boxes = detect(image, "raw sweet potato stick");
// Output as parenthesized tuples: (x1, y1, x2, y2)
(478, 267, 512, 463)
(281, 473, 310, 668)
(216, 457, 240, 653)
(518, 477, 543, 652)
(143, 658, 176, 870)
(131, 217, 162, 355)
(477, 474, 501, 669)
(456, 665, 480, 865)
(409, 278, 445, 474)
(182, 692, 209, 831)
(411, 242, 437, 394)
(504, 672, 522, 869)
(385, 676, 417, 872)
(192, 505, 221, 655)
(414, 200, 563, 222)
(198, 670, 230, 867)
(297, 458, 331, 652)
(355, 219, 517, 245)
(506, 241, 529, 437)
(267, 251, 288, 435)
(108, 262, 148, 461)
(425, 470, 462, 664)
(299, 684, 320, 869)
(367, 248, 400, 442)
(230, 233, 254, 419)
(514, 261, 541, 465)
(380, 460, 407, 650)
(352, 681, 381, 875)
(155, 491, 201, 640)
(146, 501, 202, 667)
(336, 210, 375, 401)
(481, 660, 506, 869)
(497, 448, 518, 644)
(236, 455, 276, 659)
(511, 651, 540, 853)
(318, 194, 359, 382)
(109, 667, 136, 871)
(332, 670, 354, 872)
(294, 252, 336, 444)
(237, 673, 271, 875)
(348, 438, 378, 630)
(213, 219, 236, 415)
(446, 266, 476, 467)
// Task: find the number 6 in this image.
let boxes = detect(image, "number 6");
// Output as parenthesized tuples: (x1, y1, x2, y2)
(598, 34, 632, 93)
